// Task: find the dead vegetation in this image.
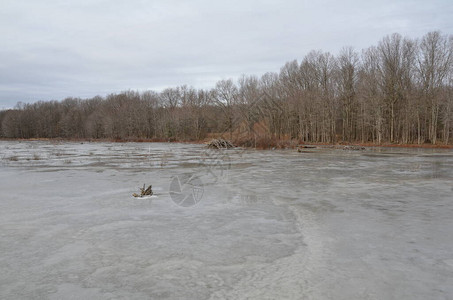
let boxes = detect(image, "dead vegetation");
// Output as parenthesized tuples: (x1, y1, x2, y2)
(133, 184, 153, 198)
(207, 139, 234, 149)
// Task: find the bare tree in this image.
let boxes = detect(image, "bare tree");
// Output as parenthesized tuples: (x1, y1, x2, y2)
(417, 31, 453, 144)
(213, 79, 238, 140)
(377, 33, 416, 142)
(337, 47, 359, 142)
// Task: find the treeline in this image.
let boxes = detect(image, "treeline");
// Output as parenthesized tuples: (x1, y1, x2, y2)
(1, 31, 452, 145)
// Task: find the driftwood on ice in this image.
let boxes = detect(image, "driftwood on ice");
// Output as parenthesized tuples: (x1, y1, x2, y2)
(133, 184, 153, 197)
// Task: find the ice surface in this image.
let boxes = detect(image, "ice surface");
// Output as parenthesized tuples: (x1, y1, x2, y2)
(1, 141, 452, 299)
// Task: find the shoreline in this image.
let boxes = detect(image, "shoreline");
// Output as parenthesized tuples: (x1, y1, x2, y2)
(1, 137, 452, 149)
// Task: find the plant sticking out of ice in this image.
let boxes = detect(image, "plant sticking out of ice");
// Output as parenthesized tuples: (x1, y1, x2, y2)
(132, 184, 153, 198)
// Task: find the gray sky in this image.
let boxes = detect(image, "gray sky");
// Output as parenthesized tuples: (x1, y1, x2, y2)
(1, 0, 452, 109)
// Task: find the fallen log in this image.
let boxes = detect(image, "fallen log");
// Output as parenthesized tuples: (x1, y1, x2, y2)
(343, 145, 366, 151)
(297, 145, 317, 152)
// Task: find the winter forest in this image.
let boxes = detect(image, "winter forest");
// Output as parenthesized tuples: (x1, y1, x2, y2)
(1, 31, 452, 146)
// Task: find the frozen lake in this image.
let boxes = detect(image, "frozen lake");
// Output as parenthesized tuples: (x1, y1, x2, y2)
(1, 141, 452, 299)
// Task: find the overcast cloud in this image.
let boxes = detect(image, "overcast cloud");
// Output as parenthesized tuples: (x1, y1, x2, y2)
(1, 0, 452, 108)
